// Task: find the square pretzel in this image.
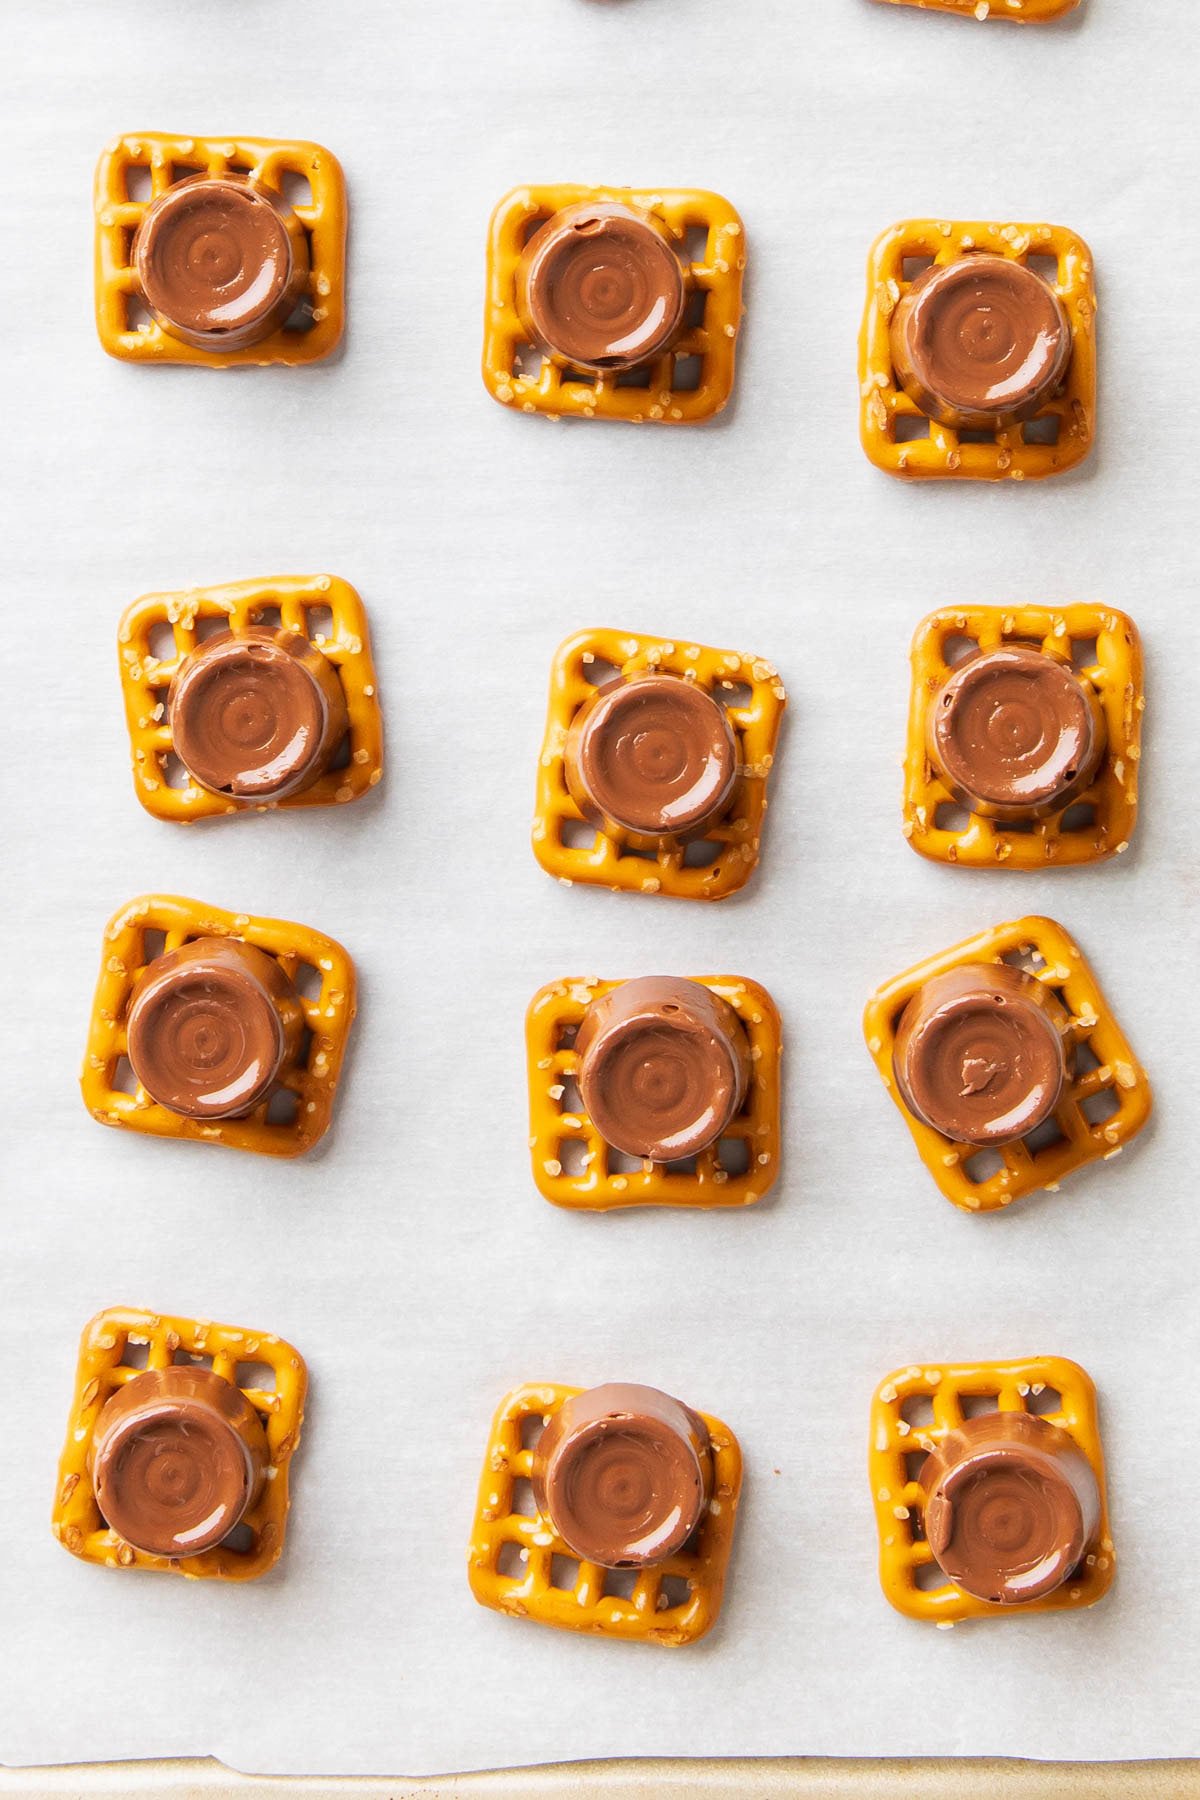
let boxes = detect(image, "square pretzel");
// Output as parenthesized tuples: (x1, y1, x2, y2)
(533, 629, 787, 900)
(53, 1306, 307, 1581)
(874, 0, 1080, 18)
(81, 893, 356, 1157)
(869, 1356, 1112, 1624)
(904, 606, 1144, 868)
(467, 1383, 742, 1645)
(863, 915, 1151, 1211)
(483, 185, 745, 424)
(117, 575, 383, 822)
(527, 975, 781, 1210)
(859, 219, 1096, 480)
(94, 132, 346, 366)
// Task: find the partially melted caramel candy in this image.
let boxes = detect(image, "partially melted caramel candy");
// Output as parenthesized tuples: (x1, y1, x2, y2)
(516, 202, 687, 371)
(564, 673, 738, 841)
(531, 1383, 712, 1568)
(920, 1412, 1101, 1605)
(890, 254, 1071, 429)
(575, 976, 750, 1162)
(929, 647, 1105, 822)
(126, 936, 303, 1121)
(169, 627, 349, 802)
(893, 963, 1069, 1147)
(90, 1364, 269, 1558)
(133, 174, 309, 352)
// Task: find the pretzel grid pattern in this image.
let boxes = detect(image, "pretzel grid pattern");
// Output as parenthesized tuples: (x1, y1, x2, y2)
(869, 1356, 1112, 1623)
(484, 186, 745, 424)
(859, 220, 1096, 480)
(874, 0, 1080, 18)
(527, 975, 781, 1210)
(863, 915, 1151, 1211)
(904, 606, 1143, 868)
(81, 894, 356, 1157)
(53, 1306, 307, 1581)
(468, 1383, 742, 1645)
(117, 575, 383, 822)
(94, 132, 346, 366)
(533, 629, 787, 900)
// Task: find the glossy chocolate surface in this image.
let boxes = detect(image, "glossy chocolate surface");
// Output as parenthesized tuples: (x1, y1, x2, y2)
(531, 1383, 712, 1568)
(575, 976, 750, 1162)
(90, 1365, 269, 1558)
(891, 254, 1071, 429)
(893, 963, 1069, 1147)
(564, 673, 738, 840)
(133, 175, 308, 351)
(517, 203, 687, 372)
(126, 936, 303, 1121)
(921, 1412, 1101, 1605)
(169, 626, 349, 801)
(930, 647, 1104, 821)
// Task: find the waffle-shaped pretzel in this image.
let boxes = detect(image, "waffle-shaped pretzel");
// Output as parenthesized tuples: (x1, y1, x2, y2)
(81, 894, 356, 1156)
(875, 0, 1080, 17)
(860, 220, 1095, 480)
(527, 975, 781, 1210)
(533, 629, 786, 900)
(118, 575, 383, 822)
(53, 1306, 306, 1581)
(904, 606, 1143, 868)
(468, 1383, 742, 1645)
(869, 1356, 1111, 1623)
(864, 917, 1150, 1210)
(484, 186, 745, 424)
(94, 132, 346, 366)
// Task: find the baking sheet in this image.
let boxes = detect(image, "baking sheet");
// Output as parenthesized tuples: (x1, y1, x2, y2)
(3, 0, 1199, 1777)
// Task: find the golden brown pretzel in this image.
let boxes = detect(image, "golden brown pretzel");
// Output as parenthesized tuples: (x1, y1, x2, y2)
(467, 1382, 742, 1645)
(53, 1306, 306, 1581)
(869, 1356, 1111, 1623)
(94, 132, 346, 366)
(874, 0, 1080, 18)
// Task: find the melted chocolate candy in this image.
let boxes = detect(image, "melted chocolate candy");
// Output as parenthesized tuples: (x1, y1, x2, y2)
(575, 976, 750, 1162)
(929, 646, 1105, 821)
(921, 1412, 1101, 1605)
(133, 174, 309, 352)
(169, 627, 349, 801)
(531, 1383, 712, 1568)
(90, 1365, 269, 1558)
(891, 254, 1071, 429)
(126, 936, 302, 1121)
(517, 203, 687, 371)
(893, 963, 1069, 1147)
(564, 673, 738, 840)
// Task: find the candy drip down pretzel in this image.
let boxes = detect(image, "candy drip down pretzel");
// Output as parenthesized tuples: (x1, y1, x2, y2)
(484, 186, 746, 423)
(94, 132, 346, 366)
(860, 220, 1096, 480)
(527, 976, 781, 1210)
(533, 629, 787, 900)
(53, 1306, 307, 1581)
(118, 575, 383, 822)
(81, 894, 356, 1157)
(869, 1357, 1112, 1623)
(863, 916, 1150, 1211)
(468, 1383, 743, 1645)
(874, 0, 1080, 18)
(904, 606, 1143, 868)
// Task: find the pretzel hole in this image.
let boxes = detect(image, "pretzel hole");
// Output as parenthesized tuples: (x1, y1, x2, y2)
(1000, 816, 1037, 836)
(519, 1414, 546, 1451)
(557, 1076, 583, 1115)
(195, 614, 230, 643)
(960, 1392, 1001, 1420)
(682, 839, 722, 869)
(902, 256, 934, 282)
(1059, 802, 1097, 834)
(663, 1154, 698, 1176)
(169, 161, 205, 186)
(236, 1361, 277, 1393)
(1026, 254, 1060, 287)
(278, 169, 313, 210)
(716, 679, 753, 710)
(521, 213, 550, 246)
(147, 621, 178, 663)
(957, 427, 997, 446)
(1070, 638, 1099, 672)
(1024, 1114, 1067, 1156)
(1074, 1040, 1102, 1078)
(557, 1138, 591, 1177)
(683, 289, 708, 330)
(513, 344, 545, 381)
(124, 164, 153, 202)
(940, 633, 979, 667)
(497, 1541, 527, 1578)
(683, 225, 709, 266)
(561, 369, 596, 388)
(289, 960, 324, 1003)
(615, 366, 653, 390)
(551, 1555, 581, 1592)
(119, 1336, 151, 1370)
(124, 293, 154, 332)
(162, 753, 191, 790)
(903, 1450, 928, 1488)
(225, 157, 256, 176)
(266, 1088, 299, 1126)
(555, 1022, 579, 1052)
(606, 1147, 646, 1176)
(1027, 1384, 1063, 1416)
(173, 1348, 214, 1370)
(912, 1559, 948, 1592)
(603, 1566, 638, 1600)
(934, 803, 971, 833)
(964, 1147, 1006, 1185)
(900, 1394, 934, 1429)
(251, 605, 284, 631)
(1001, 946, 1047, 975)
(221, 1522, 256, 1555)
(658, 1574, 692, 1609)
(111, 1056, 139, 1096)
(303, 604, 334, 643)
(511, 1479, 538, 1518)
(140, 929, 167, 967)
(1080, 1086, 1120, 1128)
(672, 355, 703, 393)
(717, 1138, 750, 1176)
(583, 657, 624, 688)
(1023, 416, 1061, 447)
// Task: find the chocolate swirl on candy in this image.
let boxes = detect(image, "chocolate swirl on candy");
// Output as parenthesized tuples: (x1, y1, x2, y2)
(517, 203, 687, 371)
(564, 673, 738, 841)
(891, 254, 1071, 430)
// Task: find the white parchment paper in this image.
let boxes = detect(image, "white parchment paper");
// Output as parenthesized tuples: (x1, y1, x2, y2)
(2, 0, 1199, 1774)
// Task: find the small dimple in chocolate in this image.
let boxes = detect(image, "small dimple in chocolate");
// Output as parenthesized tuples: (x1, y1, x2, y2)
(517, 203, 687, 372)
(133, 174, 309, 351)
(929, 646, 1105, 821)
(891, 254, 1071, 429)
(564, 673, 738, 840)
(575, 976, 750, 1162)
(530, 1383, 712, 1569)
(893, 963, 1070, 1147)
